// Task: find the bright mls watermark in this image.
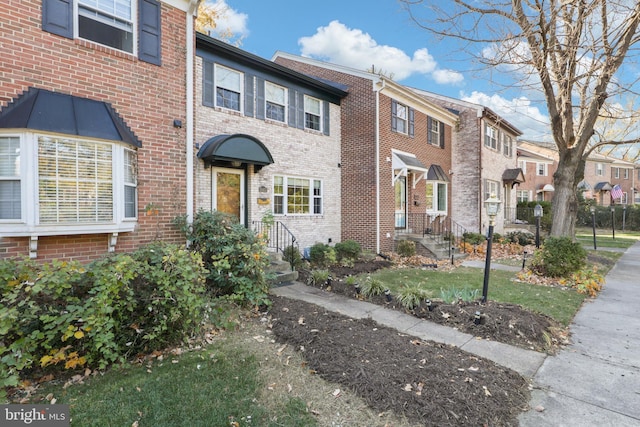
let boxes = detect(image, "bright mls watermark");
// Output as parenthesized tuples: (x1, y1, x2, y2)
(1, 405, 69, 426)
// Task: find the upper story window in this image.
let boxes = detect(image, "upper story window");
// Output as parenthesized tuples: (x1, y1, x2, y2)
(596, 162, 604, 176)
(265, 81, 287, 122)
(427, 117, 442, 147)
(215, 64, 243, 111)
(613, 167, 620, 179)
(484, 123, 498, 150)
(42, 0, 162, 65)
(502, 134, 512, 157)
(391, 100, 414, 136)
(273, 175, 322, 215)
(304, 95, 322, 131)
(624, 168, 630, 179)
(78, 0, 134, 53)
(537, 162, 548, 176)
(517, 159, 527, 174)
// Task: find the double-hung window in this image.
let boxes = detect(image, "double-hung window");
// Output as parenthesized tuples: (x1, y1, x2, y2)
(304, 95, 322, 131)
(265, 81, 286, 122)
(484, 179, 500, 202)
(484, 123, 498, 149)
(78, 0, 134, 53)
(503, 134, 512, 157)
(0, 137, 21, 220)
(624, 168, 630, 179)
(428, 118, 440, 146)
(516, 190, 529, 202)
(273, 175, 322, 215)
(392, 101, 408, 134)
(613, 167, 620, 179)
(537, 163, 548, 176)
(215, 64, 242, 111)
(596, 163, 604, 176)
(517, 160, 527, 174)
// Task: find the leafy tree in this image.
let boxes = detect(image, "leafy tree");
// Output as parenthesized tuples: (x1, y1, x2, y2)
(401, 0, 640, 238)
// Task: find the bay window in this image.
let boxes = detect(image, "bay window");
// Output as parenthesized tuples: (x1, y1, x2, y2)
(425, 181, 447, 214)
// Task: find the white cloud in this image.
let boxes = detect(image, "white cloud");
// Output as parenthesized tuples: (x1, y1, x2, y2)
(206, 0, 249, 39)
(460, 91, 552, 141)
(298, 20, 461, 85)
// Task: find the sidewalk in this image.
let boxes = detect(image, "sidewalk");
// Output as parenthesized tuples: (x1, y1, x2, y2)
(272, 242, 640, 425)
(519, 241, 640, 426)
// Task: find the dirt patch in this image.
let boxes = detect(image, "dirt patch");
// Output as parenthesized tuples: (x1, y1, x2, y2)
(266, 296, 531, 426)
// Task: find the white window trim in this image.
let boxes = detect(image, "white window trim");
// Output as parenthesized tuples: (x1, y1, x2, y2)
(484, 123, 498, 150)
(75, 0, 137, 56)
(0, 131, 137, 237)
(517, 160, 527, 174)
(304, 95, 323, 132)
(596, 163, 604, 176)
(214, 63, 244, 112)
(273, 175, 323, 216)
(536, 162, 548, 176)
(425, 181, 448, 215)
(265, 81, 287, 123)
(394, 102, 408, 134)
(428, 119, 440, 146)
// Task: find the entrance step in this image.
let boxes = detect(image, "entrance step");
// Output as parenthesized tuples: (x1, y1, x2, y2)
(267, 251, 298, 285)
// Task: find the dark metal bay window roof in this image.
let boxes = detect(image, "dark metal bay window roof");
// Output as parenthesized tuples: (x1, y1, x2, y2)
(0, 88, 141, 147)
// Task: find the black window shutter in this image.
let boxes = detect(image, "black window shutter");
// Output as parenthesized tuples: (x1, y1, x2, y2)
(139, 0, 162, 65)
(296, 92, 305, 129)
(203, 61, 214, 106)
(256, 78, 265, 119)
(439, 121, 445, 148)
(408, 108, 415, 137)
(288, 90, 297, 127)
(391, 100, 397, 131)
(427, 116, 433, 145)
(322, 101, 330, 135)
(42, 0, 73, 39)
(244, 74, 254, 117)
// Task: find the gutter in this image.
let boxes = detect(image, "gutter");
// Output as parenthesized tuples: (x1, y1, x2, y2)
(375, 79, 385, 253)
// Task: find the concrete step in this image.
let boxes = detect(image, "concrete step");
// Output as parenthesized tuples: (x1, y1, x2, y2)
(267, 251, 298, 285)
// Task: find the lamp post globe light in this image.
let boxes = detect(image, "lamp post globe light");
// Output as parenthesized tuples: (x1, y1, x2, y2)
(481, 193, 501, 303)
(590, 205, 597, 250)
(534, 203, 543, 249)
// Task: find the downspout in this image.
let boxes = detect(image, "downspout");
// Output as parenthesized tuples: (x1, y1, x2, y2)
(478, 111, 483, 233)
(186, 0, 200, 225)
(375, 79, 385, 253)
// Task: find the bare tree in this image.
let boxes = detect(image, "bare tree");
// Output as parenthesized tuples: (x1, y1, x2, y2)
(401, 0, 640, 237)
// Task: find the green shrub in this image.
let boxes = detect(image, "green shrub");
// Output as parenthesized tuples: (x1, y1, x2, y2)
(505, 231, 535, 246)
(308, 243, 337, 267)
(462, 232, 485, 245)
(530, 236, 587, 278)
(397, 285, 429, 310)
(334, 240, 361, 262)
(283, 245, 303, 270)
(361, 277, 385, 297)
(174, 210, 271, 307)
(307, 269, 330, 286)
(396, 240, 416, 257)
(0, 244, 208, 399)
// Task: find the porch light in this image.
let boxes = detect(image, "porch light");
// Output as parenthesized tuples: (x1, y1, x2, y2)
(484, 193, 501, 222)
(534, 204, 543, 218)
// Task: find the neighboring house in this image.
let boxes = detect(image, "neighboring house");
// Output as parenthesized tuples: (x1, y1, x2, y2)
(411, 91, 523, 234)
(272, 52, 458, 254)
(0, 0, 198, 261)
(195, 34, 347, 251)
(516, 140, 558, 203)
(582, 152, 636, 206)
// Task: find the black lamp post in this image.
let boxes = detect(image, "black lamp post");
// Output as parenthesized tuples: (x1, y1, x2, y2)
(481, 193, 501, 303)
(534, 203, 543, 248)
(590, 205, 597, 250)
(611, 205, 616, 240)
(623, 205, 627, 231)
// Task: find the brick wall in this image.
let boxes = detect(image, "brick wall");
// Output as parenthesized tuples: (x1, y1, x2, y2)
(194, 57, 342, 251)
(0, 0, 190, 261)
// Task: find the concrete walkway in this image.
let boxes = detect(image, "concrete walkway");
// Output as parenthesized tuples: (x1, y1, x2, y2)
(519, 241, 640, 426)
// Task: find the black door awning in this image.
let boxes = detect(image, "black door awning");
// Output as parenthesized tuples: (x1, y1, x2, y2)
(197, 134, 274, 166)
(0, 87, 141, 147)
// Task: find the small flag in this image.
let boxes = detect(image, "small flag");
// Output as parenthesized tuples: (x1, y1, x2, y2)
(611, 184, 623, 200)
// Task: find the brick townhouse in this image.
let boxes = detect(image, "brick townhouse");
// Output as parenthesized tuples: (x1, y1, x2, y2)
(409, 90, 523, 234)
(516, 140, 557, 203)
(194, 34, 347, 252)
(0, 0, 199, 261)
(272, 52, 458, 254)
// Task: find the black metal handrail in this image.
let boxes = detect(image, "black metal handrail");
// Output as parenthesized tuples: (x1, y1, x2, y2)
(252, 220, 299, 270)
(398, 213, 469, 257)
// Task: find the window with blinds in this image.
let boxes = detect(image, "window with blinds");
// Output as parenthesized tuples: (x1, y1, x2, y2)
(38, 136, 114, 223)
(0, 136, 21, 220)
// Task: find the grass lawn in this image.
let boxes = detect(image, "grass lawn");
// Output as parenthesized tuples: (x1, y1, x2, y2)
(575, 227, 640, 249)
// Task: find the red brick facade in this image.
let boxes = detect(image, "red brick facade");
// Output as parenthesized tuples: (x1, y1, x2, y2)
(274, 55, 455, 253)
(0, 0, 192, 261)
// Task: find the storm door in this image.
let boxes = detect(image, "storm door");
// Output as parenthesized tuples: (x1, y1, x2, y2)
(212, 167, 245, 225)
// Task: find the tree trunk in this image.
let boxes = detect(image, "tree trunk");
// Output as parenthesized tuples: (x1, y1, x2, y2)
(550, 149, 585, 238)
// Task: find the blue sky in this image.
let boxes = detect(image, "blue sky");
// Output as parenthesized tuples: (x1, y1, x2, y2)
(207, 0, 552, 141)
